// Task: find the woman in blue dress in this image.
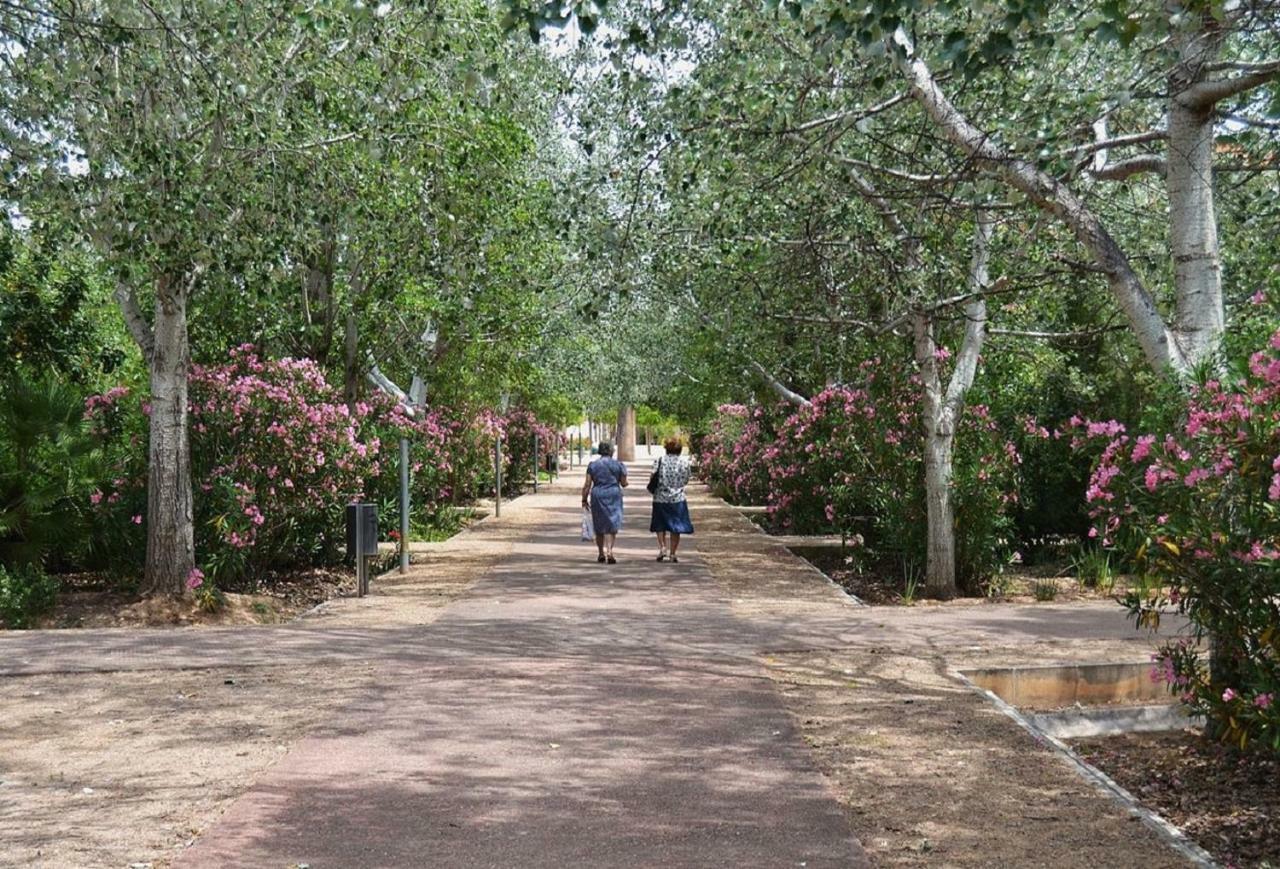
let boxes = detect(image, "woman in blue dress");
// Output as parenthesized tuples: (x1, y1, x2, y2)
(581, 441, 628, 563)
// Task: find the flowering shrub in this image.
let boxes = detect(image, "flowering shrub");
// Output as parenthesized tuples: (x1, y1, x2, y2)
(1076, 330, 1280, 751)
(766, 367, 1018, 588)
(84, 349, 557, 588)
(186, 349, 384, 579)
(699, 361, 1020, 590)
(698, 403, 780, 504)
(500, 407, 557, 496)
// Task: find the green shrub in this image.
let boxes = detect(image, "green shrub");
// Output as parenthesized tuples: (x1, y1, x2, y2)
(0, 372, 106, 571)
(0, 563, 58, 628)
(1032, 578, 1059, 601)
(1071, 547, 1115, 591)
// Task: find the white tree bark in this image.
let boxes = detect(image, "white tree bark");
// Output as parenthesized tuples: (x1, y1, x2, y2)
(142, 273, 196, 595)
(1167, 18, 1228, 367)
(913, 211, 993, 599)
(748, 360, 812, 407)
(891, 24, 1279, 377)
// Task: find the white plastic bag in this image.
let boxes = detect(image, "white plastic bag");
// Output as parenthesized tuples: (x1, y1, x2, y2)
(580, 506, 595, 541)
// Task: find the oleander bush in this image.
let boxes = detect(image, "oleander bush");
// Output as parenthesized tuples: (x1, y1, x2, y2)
(1076, 328, 1280, 750)
(698, 360, 1020, 590)
(83, 348, 557, 588)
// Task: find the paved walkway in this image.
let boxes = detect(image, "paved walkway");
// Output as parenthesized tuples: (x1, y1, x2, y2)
(176, 481, 867, 868)
(0, 475, 1188, 867)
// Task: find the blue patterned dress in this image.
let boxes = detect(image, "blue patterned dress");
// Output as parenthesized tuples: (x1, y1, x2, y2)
(587, 458, 627, 533)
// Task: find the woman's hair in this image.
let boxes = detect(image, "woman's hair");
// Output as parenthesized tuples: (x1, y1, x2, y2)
(598, 441, 614, 456)
(664, 437, 683, 455)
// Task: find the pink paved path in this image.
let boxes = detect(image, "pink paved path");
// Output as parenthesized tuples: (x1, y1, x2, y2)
(174, 488, 869, 868)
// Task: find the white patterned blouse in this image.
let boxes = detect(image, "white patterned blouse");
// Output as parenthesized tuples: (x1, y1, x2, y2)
(650, 455, 691, 504)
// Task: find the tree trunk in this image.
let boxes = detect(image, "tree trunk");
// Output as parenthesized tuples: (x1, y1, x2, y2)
(1167, 18, 1226, 367)
(912, 211, 993, 599)
(615, 405, 636, 461)
(922, 424, 957, 599)
(142, 274, 195, 595)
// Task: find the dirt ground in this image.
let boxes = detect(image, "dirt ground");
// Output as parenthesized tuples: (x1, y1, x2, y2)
(0, 664, 377, 868)
(1074, 731, 1279, 868)
(0, 491, 541, 868)
(793, 545, 1151, 608)
(691, 488, 1194, 867)
(35, 567, 356, 629)
(762, 650, 1188, 868)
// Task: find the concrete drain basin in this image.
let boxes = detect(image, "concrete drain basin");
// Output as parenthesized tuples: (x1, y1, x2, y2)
(960, 661, 1202, 738)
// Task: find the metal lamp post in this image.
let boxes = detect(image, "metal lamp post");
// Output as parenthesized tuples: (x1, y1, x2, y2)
(494, 391, 510, 518)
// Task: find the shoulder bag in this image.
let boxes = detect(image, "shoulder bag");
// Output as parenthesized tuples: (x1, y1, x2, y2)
(646, 456, 663, 494)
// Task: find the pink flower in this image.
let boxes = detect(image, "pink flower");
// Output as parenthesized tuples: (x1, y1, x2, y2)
(1255, 693, 1273, 709)
(90, 490, 104, 506)
(1222, 688, 1237, 702)
(1130, 435, 1155, 463)
(131, 514, 142, 525)
(1250, 290, 1266, 305)
(186, 568, 205, 590)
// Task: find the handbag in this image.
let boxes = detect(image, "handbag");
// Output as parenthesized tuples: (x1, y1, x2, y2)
(646, 457, 663, 495)
(581, 506, 595, 541)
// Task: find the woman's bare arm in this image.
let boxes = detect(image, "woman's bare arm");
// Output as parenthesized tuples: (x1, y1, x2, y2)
(581, 472, 593, 505)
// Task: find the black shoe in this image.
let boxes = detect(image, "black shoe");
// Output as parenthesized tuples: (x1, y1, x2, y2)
(670, 555, 679, 563)
(597, 554, 606, 563)
(656, 553, 666, 562)
(607, 555, 617, 564)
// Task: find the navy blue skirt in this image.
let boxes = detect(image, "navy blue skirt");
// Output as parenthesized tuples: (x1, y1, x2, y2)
(650, 500, 694, 534)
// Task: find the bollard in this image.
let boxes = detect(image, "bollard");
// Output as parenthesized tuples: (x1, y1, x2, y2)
(345, 501, 378, 597)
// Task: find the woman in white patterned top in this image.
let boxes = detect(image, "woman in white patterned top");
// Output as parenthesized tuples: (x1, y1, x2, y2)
(649, 437, 693, 563)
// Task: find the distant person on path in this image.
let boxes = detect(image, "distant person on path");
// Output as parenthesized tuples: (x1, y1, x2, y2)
(650, 437, 693, 563)
(582, 441, 628, 564)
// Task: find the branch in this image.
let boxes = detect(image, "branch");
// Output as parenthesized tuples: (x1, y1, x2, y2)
(683, 284, 811, 406)
(787, 90, 911, 133)
(989, 325, 1125, 339)
(747, 360, 811, 407)
(1180, 62, 1280, 109)
(838, 156, 972, 185)
(1058, 129, 1167, 158)
(1088, 155, 1167, 180)
(845, 165, 922, 270)
(113, 281, 155, 363)
(1218, 112, 1280, 131)
(890, 26, 1184, 376)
